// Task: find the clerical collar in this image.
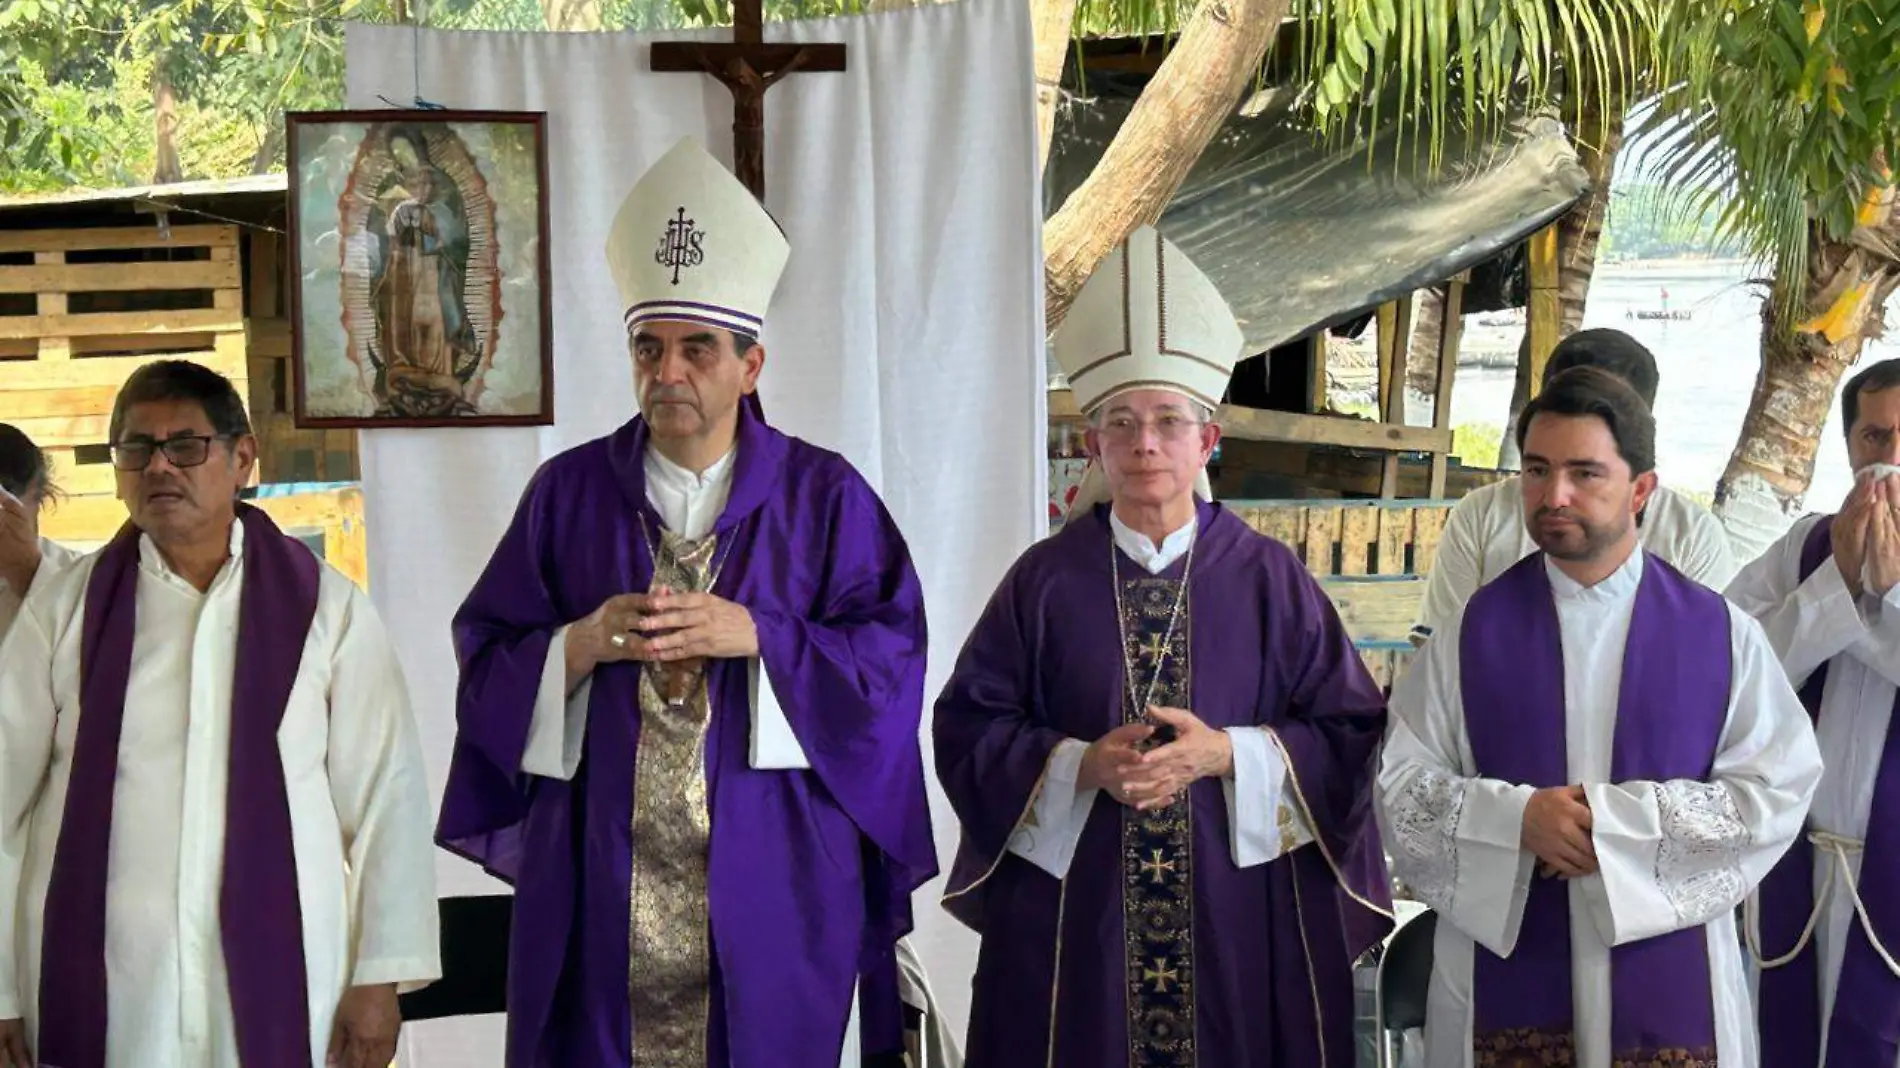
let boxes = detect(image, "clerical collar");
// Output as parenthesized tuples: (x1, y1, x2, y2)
(1110, 510, 1197, 575)
(1544, 546, 1643, 603)
(644, 443, 737, 490)
(643, 443, 737, 542)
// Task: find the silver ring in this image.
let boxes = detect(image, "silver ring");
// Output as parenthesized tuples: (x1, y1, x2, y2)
(610, 634, 628, 649)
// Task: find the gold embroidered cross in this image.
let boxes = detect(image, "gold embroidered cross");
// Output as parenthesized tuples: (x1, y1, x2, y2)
(1137, 633, 1171, 665)
(1138, 849, 1176, 884)
(1143, 957, 1181, 993)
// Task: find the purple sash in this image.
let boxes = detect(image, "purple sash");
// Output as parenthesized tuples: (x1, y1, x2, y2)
(40, 505, 319, 1068)
(1460, 552, 1729, 1065)
(1756, 516, 1900, 1067)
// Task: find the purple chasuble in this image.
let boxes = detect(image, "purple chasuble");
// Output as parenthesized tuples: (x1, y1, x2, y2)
(1756, 516, 1900, 1067)
(1459, 552, 1729, 1066)
(936, 502, 1392, 1067)
(40, 505, 319, 1068)
(435, 401, 936, 1068)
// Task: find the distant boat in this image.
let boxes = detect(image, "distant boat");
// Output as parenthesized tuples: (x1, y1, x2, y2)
(1629, 309, 1693, 322)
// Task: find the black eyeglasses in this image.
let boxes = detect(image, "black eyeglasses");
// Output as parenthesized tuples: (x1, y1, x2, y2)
(110, 434, 232, 472)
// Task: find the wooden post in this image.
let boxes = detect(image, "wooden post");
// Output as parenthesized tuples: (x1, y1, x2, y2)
(1429, 273, 1467, 497)
(248, 230, 282, 320)
(650, 0, 847, 201)
(1375, 295, 1414, 498)
(1306, 331, 1328, 413)
(1527, 223, 1561, 397)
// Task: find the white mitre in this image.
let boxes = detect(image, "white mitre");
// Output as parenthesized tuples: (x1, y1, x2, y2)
(605, 137, 790, 337)
(1053, 225, 1246, 518)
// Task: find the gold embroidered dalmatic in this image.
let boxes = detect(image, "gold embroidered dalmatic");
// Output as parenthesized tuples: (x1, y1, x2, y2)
(1117, 573, 1196, 1067)
(629, 530, 720, 1067)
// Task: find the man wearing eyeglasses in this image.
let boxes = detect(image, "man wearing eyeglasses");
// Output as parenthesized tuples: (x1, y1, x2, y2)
(0, 359, 441, 1068)
(935, 225, 1393, 1066)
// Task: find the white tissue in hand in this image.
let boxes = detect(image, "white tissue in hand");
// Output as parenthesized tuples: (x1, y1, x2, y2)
(1853, 463, 1900, 591)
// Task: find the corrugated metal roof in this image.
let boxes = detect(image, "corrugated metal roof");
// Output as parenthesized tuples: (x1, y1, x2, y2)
(1045, 76, 1590, 357)
(0, 173, 287, 211)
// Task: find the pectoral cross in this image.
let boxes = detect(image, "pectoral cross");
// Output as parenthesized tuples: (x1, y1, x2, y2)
(650, 0, 848, 202)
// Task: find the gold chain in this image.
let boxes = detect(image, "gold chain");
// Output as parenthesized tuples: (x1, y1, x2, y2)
(1110, 527, 1196, 717)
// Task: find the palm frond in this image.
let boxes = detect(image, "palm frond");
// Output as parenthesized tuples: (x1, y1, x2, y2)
(1633, 0, 1900, 329)
(1068, 0, 1197, 39)
(1288, 0, 1660, 171)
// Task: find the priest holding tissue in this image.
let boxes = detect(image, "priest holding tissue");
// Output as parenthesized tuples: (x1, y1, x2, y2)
(935, 225, 1394, 1067)
(1380, 366, 1822, 1067)
(0, 360, 442, 1068)
(1728, 356, 1900, 1067)
(437, 137, 938, 1068)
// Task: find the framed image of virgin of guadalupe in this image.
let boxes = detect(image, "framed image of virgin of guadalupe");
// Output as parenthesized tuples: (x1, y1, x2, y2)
(286, 109, 554, 428)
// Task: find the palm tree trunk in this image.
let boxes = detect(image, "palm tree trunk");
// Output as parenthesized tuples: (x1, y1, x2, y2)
(1495, 111, 1625, 468)
(1042, 0, 1288, 332)
(1031, 0, 1080, 170)
(1714, 204, 1900, 559)
(1558, 112, 1623, 333)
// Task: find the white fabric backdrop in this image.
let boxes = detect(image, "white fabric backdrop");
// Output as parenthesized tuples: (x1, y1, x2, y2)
(343, 3, 1042, 1061)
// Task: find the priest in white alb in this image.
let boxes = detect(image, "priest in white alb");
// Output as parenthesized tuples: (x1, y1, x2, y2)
(0, 360, 441, 1068)
(1727, 356, 1900, 1067)
(1381, 366, 1821, 1067)
(1412, 329, 1734, 644)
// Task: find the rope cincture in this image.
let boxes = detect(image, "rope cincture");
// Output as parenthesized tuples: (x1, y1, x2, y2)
(1747, 829, 1900, 980)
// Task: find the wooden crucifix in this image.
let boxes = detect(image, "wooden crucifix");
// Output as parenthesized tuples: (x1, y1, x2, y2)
(650, 0, 847, 202)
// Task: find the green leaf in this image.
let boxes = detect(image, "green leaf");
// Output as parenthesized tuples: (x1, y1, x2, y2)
(1767, 34, 1806, 82)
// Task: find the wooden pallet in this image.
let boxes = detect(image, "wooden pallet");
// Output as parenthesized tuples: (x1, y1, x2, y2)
(37, 485, 369, 590)
(0, 224, 248, 499)
(244, 229, 358, 484)
(1228, 499, 1454, 689)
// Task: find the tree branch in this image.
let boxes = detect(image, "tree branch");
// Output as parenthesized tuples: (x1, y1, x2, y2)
(1041, 0, 1287, 333)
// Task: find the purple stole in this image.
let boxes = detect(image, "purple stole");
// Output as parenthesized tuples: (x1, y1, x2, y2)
(1756, 516, 1900, 1067)
(1459, 552, 1729, 1065)
(39, 505, 320, 1068)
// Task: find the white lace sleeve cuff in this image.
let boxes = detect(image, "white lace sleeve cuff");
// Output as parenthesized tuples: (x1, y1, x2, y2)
(1582, 780, 1751, 946)
(1387, 768, 1468, 908)
(1006, 738, 1098, 879)
(1387, 771, 1535, 956)
(1221, 726, 1314, 868)
(521, 625, 589, 780)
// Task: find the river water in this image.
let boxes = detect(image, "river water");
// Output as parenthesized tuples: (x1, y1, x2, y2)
(1440, 261, 1900, 514)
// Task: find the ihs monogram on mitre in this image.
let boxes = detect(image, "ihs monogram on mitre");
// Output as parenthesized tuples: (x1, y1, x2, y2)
(606, 136, 789, 339)
(654, 207, 706, 286)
